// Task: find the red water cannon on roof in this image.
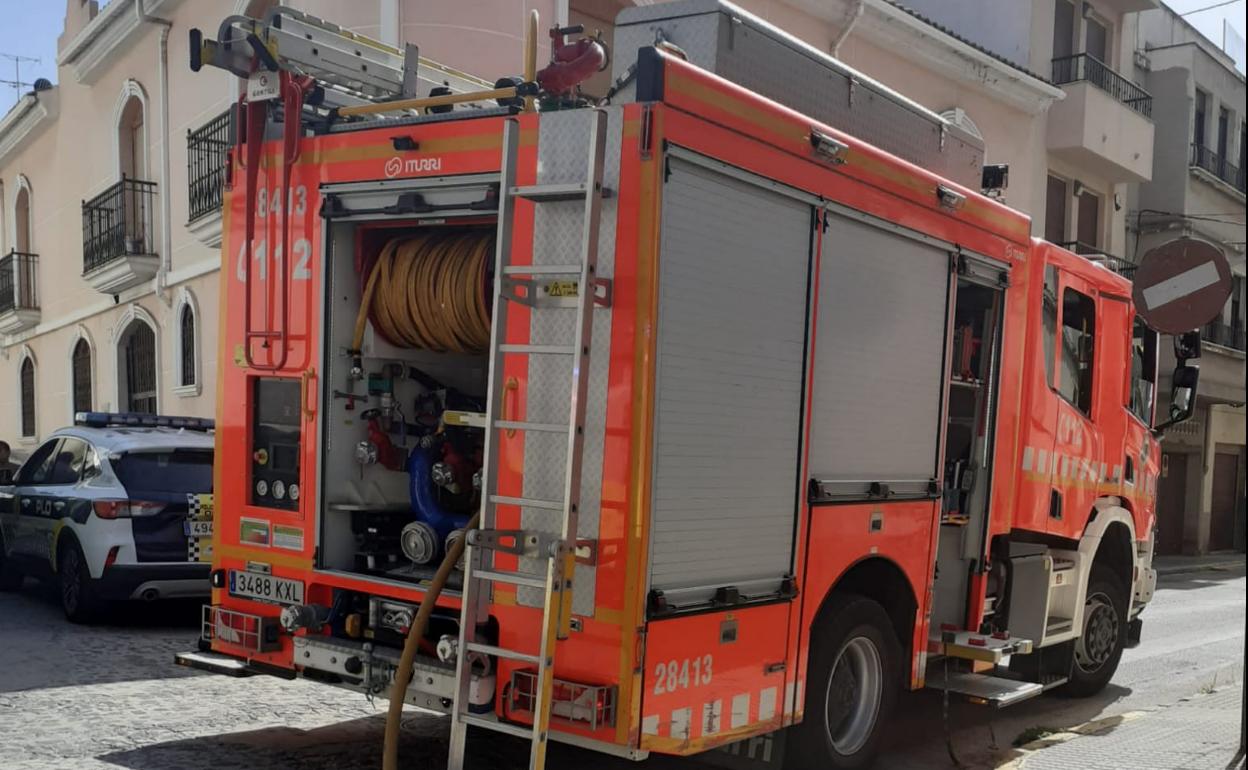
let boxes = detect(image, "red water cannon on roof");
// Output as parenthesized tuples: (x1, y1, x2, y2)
(536, 24, 608, 96)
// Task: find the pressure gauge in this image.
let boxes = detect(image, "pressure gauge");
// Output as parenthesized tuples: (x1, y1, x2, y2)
(256, 479, 269, 497)
(272, 480, 286, 500)
(288, 483, 300, 502)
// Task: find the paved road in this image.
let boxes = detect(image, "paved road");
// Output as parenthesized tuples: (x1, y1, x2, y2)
(0, 566, 1242, 770)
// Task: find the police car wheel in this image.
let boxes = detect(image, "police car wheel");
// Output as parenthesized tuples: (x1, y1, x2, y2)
(58, 540, 100, 624)
(0, 531, 24, 591)
(787, 593, 901, 770)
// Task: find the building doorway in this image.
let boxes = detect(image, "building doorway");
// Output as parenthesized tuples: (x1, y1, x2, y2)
(1156, 452, 1187, 555)
(1209, 451, 1239, 552)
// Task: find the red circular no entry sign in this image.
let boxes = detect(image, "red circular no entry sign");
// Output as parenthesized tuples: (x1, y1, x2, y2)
(1132, 237, 1232, 334)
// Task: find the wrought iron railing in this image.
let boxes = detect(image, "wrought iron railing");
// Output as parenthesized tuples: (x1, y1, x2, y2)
(1202, 320, 1246, 351)
(0, 251, 38, 313)
(187, 108, 233, 222)
(1051, 53, 1153, 118)
(1058, 241, 1137, 280)
(82, 177, 158, 274)
(1190, 144, 1246, 193)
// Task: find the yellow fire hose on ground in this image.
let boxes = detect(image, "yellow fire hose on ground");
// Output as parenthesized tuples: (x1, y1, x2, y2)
(382, 512, 479, 770)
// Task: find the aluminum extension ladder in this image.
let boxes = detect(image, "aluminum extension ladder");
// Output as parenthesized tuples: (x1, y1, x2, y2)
(447, 110, 609, 770)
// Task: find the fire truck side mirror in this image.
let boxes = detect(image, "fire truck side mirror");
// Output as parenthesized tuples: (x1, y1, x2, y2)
(1154, 331, 1202, 436)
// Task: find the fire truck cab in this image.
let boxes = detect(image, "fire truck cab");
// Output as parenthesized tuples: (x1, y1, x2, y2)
(177, 3, 1198, 769)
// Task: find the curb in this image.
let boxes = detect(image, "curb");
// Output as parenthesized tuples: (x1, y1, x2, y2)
(1155, 559, 1245, 577)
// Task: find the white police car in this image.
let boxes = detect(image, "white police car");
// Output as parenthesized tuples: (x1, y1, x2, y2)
(0, 412, 214, 622)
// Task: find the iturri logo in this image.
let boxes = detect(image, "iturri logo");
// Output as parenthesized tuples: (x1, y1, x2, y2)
(384, 155, 443, 178)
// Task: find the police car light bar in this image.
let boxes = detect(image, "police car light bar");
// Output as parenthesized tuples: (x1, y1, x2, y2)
(74, 412, 215, 431)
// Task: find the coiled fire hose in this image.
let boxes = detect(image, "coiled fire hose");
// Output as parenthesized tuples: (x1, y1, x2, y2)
(384, 511, 480, 770)
(353, 230, 493, 354)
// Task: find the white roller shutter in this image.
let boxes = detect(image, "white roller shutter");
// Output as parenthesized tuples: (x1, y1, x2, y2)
(648, 158, 811, 609)
(808, 213, 951, 492)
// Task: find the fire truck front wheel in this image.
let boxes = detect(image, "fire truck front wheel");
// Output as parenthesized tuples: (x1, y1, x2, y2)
(788, 593, 901, 770)
(1059, 563, 1128, 698)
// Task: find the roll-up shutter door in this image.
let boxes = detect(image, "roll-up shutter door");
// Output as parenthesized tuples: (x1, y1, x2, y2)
(808, 214, 951, 492)
(648, 158, 812, 608)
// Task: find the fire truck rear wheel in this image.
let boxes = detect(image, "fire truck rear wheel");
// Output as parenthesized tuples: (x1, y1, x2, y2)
(788, 593, 901, 770)
(1059, 563, 1127, 698)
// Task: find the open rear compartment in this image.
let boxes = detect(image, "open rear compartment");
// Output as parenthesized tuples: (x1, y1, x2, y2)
(316, 175, 499, 594)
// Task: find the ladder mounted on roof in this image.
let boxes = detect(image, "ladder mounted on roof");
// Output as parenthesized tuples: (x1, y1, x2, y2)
(190, 7, 491, 111)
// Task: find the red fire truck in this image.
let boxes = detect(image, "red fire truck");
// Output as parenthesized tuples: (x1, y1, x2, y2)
(177, 4, 1206, 769)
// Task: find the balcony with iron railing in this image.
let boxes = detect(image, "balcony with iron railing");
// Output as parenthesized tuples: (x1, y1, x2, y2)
(1190, 143, 1246, 196)
(1058, 241, 1138, 280)
(187, 108, 232, 247)
(1047, 53, 1154, 183)
(82, 177, 160, 295)
(1052, 53, 1153, 117)
(1202, 320, 1246, 352)
(0, 250, 40, 334)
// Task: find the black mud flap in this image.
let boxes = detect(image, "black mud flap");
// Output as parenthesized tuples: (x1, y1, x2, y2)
(1125, 617, 1143, 649)
(694, 730, 787, 769)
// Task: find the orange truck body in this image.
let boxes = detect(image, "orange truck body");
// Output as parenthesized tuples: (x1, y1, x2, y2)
(200, 46, 1160, 761)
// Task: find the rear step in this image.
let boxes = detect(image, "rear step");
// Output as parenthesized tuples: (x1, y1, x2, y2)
(174, 650, 254, 677)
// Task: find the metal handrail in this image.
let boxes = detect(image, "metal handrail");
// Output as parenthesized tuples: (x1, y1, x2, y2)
(187, 108, 233, 222)
(0, 250, 39, 313)
(1057, 241, 1137, 280)
(1190, 143, 1246, 193)
(82, 177, 158, 274)
(1051, 53, 1152, 118)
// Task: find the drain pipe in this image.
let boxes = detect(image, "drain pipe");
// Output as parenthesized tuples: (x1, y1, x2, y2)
(831, 0, 865, 56)
(137, 0, 174, 304)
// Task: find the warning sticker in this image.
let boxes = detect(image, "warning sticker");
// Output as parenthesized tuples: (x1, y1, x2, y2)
(273, 524, 304, 552)
(240, 518, 271, 547)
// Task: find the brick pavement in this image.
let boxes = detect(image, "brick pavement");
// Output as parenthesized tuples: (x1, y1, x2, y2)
(1018, 683, 1244, 770)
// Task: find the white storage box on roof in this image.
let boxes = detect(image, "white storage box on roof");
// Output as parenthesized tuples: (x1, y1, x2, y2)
(611, 0, 985, 190)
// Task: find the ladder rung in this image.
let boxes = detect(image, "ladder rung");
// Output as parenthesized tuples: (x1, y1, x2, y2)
(489, 494, 563, 511)
(510, 182, 589, 201)
(501, 264, 583, 276)
(499, 343, 576, 355)
(494, 420, 567, 433)
(458, 713, 534, 740)
(474, 568, 548, 589)
(465, 642, 540, 665)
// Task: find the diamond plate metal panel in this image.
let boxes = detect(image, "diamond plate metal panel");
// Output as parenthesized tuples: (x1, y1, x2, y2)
(516, 109, 622, 615)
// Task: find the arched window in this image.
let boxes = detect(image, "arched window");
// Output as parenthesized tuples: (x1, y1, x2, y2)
(72, 339, 93, 414)
(118, 94, 147, 181)
(119, 319, 157, 414)
(179, 303, 196, 387)
(20, 356, 35, 437)
(15, 178, 32, 253)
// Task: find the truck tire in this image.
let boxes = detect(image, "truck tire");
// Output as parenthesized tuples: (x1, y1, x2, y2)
(0, 531, 24, 591)
(787, 594, 901, 770)
(1059, 563, 1127, 698)
(58, 539, 101, 624)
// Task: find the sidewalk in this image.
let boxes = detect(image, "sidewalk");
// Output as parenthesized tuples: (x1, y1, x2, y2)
(1014, 682, 1245, 770)
(1155, 552, 1245, 576)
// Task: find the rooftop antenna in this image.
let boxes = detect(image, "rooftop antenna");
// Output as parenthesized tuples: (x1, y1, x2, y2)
(0, 52, 42, 99)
